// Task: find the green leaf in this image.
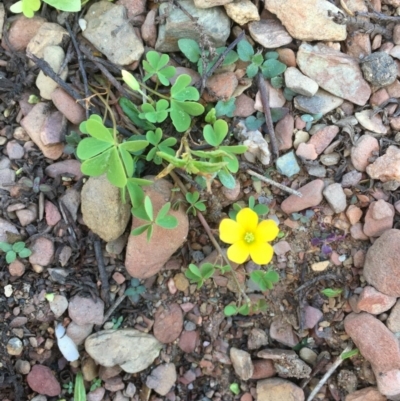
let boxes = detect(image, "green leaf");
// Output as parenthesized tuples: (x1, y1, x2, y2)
(21, 0, 40, 17)
(238, 303, 250, 316)
(205, 108, 216, 124)
(18, 248, 32, 258)
(265, 51, 279, 60)
(224, 305, 238, 316)
(131, 224, 151, 236)
(270, 76, 283, 88)
(119, 98, 156, 130)
(170, 100, 205, 132)
(146, 225, 154, 242)
(119, 140, 149, 153)
(200, 263, 215, 280)
(220, 145, 247, 155)
(270, 107, 289, 123)
(203, 119, 228, 147)
(218, 169, 236, 189)
(73, 372, 85, 401)
(81, 148, 112, 177)
(253, 204, 269, 216)
(321, 288, 343, 298)
(156, 215, 178, 229)
(187, 263, 202, 279)
(186, 191, 200, 204)
(86, 118, 114, 143)
(246, 63, 259, 78)
(119, 146, 134, 177)
(178, 39, 202, 63)
(237, 40, 254, 62)
(0, 242, 12, 252)
(6, 251, 17, 264)
(143, 51, 176, 86)
(215, 98, 236, 118)
(12, 242, 25, 253)
(245, 115, 265, 130)
(252, 53, 264, 67)
(122, 70, 140, 91)
(127, 181, 145, 208)
(77, 138, 113, 160)
(44, 0, 81, 12)
(222, 50, 238, 66)
(230, 383, 240, 395)
(144, 196, 153, 221)
(10, 1, 24, 14)
(341, 349, 359, 360)
(171, 75, 200, 101)
(261, 59, 287, 79)
(265, 270, 279, 283)
(140, 100, 169, 123)
(107, 147, 127, 188)
(146, 128, 163, 145)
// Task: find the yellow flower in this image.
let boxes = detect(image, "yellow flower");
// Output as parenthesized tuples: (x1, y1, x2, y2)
(219, 208, 279, 265)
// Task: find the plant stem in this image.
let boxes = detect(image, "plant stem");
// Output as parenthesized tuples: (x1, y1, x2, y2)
(169, 170, 249, 304)
(139, 82, 170, 100)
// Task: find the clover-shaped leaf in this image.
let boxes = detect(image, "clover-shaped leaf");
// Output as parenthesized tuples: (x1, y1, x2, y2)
(139, 100, 169, 123)
(45, 0, 81, 12)
(10, 0, 40, 17)
(203, 119, 228, 147)
(215, 98, 236, 118)
(261, 59, 287, 79)
(178, 39, 202, 63)
(171, 74, 200, 101)
(237, 40, 254, 62)
(143, 51, 176, 86)
(170, 100, 204, 132)
(146, 128, 177, 164)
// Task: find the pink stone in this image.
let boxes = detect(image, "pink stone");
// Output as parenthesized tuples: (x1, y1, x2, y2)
(363, 200, 394, 237)
(346, 205, 363, 225)
(251, 360, 276, 379)
(303, 305, 323, 329)
(296, 142, 318, 160)
(45, 201, 61, 226)
(350, 222, 369, 240)
(367, 145, 400, 182)
(370, 88, 389, 107)
(308, 125, 339, 154)
(29, 237, 54, 266)
(357, 286, 397, 314)
(27, 365, 61, 396)
(275, 113, 294, 151)
(270, 318, 298, 347)
(233, 94, 256, 118)
(178, 330, 200, 353)
(345, 386, 387, 401)
(351, 135, 380, 172)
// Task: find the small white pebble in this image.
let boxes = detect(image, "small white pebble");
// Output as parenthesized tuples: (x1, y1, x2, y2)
(4, 285, 13, 297)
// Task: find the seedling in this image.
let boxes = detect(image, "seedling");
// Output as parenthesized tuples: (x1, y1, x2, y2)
(125, 278, 146, 303)
(90, 378, 102, 392)
(10, 0, 80, 18)
(142, 51, 176, 86)
(244, 109, 289, 130)
(291, 210, 315, 224)
(145, 128, 177, 165)
(185, 191, 206, 216)
(74, 372, 85, 401)
(341, 348, 359, 360)
(301, 113, 323, 131)
(0, 241, 31, 264)
(224, 298, 269, 317)
(321, 288, 343, 298)
(64, 131, 81, 156)
(63, 381, 74, 395)
(131, 196, 178, 241)
(229, 383, 240, 395)
(215, 98, 236, 118)
(250, 270, 279, 292)
(229, 196, 269, 220)
(185, 262, 231, 289)
(19, 177, 52, 194)
(111, 316, 124, 329)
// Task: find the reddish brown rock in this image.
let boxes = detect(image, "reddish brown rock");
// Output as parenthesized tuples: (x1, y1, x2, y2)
(257, 378, 304, 401)
(141, 8, 157, 48)
(125, 178, 189, 279)
(345, 32, 371, 59)
(45, 160, 83, 180)
(370, 88, 389, 107)
(233, 94, 256, 118)
(350, 222, 369, 240)
(275, 114, 294, 151)
(29, 237, 54, 267)
(27, 365, 61, 396)
(204, 72, 238, 102)
(116, 0, 146, 22)
(251, 360, 276, 379)
(364, 229, 400, 297)
(8, 260, 25, 277)
(280, 179, 324, 214)
(308, 125, 339, 154)
(351, 135, 379, 172)
(357, 286, 396, 314)
(269, 318, 299, 347)
(363, 200, 394, 238)
(346, 205, 363, 225)
(345, 387, 386, 401)
(178, 330, 200, 353)
(277, 48, 296, 67)
(367, 145, 400, 182)
(51, 88, 86, 125)
(153, 303, 183, 344)
(295, 143, 318, 160)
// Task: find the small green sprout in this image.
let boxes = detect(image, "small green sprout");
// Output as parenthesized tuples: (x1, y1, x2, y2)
(224, 298, 268, 317)
(0, 241, 31, 264)
(229, 383, 240, 395)
(10, 0, 81, 18)
(250, 270, 279, 292)
(131, 196, 178, 241)
(146, 128, 177, 165)
(74, 372, 85, 401)
(341, 348, 359, 360)
(229, 196, 269, 220)
(301, 113, 323, 131)
(111, 316, 124, 329)
(63, 381, 74, 395)
(125, 278, 146, 303)
(90, 378, 102, 392)
(321, 288, 343, 298)
(142, 51, 176, 86)
(185, 192, 206, 216)
(185, 263, 215, 289)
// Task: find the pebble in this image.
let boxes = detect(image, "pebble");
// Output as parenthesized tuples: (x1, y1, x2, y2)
(6, 141, 25, 160)
(297, 43, 370, 106)
(303, 305, 323, 329)
(364, 229, 400, 297)
(350, 223, 369, 240)
(15, 360, 31, 375)
(265, 0, 345, 41)
(45, 201, 61, 226)
(295, 143, 318, 160)
(284, 67, 318, 97)
(355, 110, 387, 134)
(178, 330, 200, 353)
(308, 125, 339, 154)
(251, 360, 276, 379)
(370, 88, 389, 107)
(204, 72, 238, 102)
(81, 175, 131, 242)
(256, 378, 304, 401)
(367, 145, 400, 182)
(194, 0, 233, 6)
(277, 48, 296, 67)
(269, 318, 299, 347)
(82, 357, 98, 382)
(27, 365, 61, 396)
(230, 347, 254, 380)
(360, 51, 398, 87)
(8, 260, 25, 277)
(248, 19, 292, 49)
(104, 376, 124, 392)
(363, 200, 394, 238)
(294, 89, 344, 115)
(233, 94, 255, 118)
(45, 160, 83, 180)
(16, 204, 37, 226)
(87, 387, 105, 401)
(255, 81, 286, 109)
(116, 0, 146, 22)
(48, 294, 68, 318)
(141, 8, 157, 47)
(51, 88, 86, 125)
(323, 183, 347, 213)
(275, 151, 300, 178)
(280, 179, 324, 214)
(146, 363, 177, 396)
(275, 114, 294, 151)
(125, 178, 188, 279)
(274, 354, 312, 379)
(387, 300, 400, 333)
(311, 260, 330, 272)
(345, 387, 386, 401)
(224, 0, 260, 25)
(99, 365, 122, 380)
(299, 348, 318, 366)
(345, 312, 400, 399)
(7, 337, 23, 355)
(85, 329, 162, 373)
(345, 32, 371, 59)
(69, 295, 104, 326)
(351, 135, 379, 172)
(341, 170, 362, 187)
(29, 237, 54, 267)
(155, 0, 230, 52)
(273, 241, 291, 256)
(357, 286, 397, 315)
(346, 205, 363, 225)
(153, 303, 183, 344)
(83, 2, 144, 65)
(248, 328, 269, 350)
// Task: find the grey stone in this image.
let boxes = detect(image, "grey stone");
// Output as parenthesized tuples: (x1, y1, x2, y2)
(361, 52, 398, 87)
(83, 1, 144, 65)
(323, 183, 347, 213)
(81, 175, 131, 242)
(294, 89, 344, 115)
(146, 363, 177, 396)
(155, 0, 230, 52)
(230, 347, 254, 380)
(0, 217, 20, 243)
(249, 19, 292, 49)
(284, 67, 319, 97)
(49, 295, 68, 318)
(85, 329, 162, 373)
(276, 151, 300, 178)
(0, 4, 4, 40)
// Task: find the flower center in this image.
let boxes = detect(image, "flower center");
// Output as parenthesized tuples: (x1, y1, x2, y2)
(244, 232, 255, 244)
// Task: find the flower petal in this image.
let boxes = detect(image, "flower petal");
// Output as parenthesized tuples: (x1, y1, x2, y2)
(236, 208, 258, 232)
(219, 219, 244, 244)
(249, 242, 274, 265)
(255, 220, 279, 242)
(227, 241, 250, 264)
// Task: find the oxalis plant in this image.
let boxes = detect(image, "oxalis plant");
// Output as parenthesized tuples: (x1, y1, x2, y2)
(10, 0, 81, 17)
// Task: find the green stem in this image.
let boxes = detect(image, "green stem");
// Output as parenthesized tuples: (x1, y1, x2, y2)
(139, 82, 170, 100)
